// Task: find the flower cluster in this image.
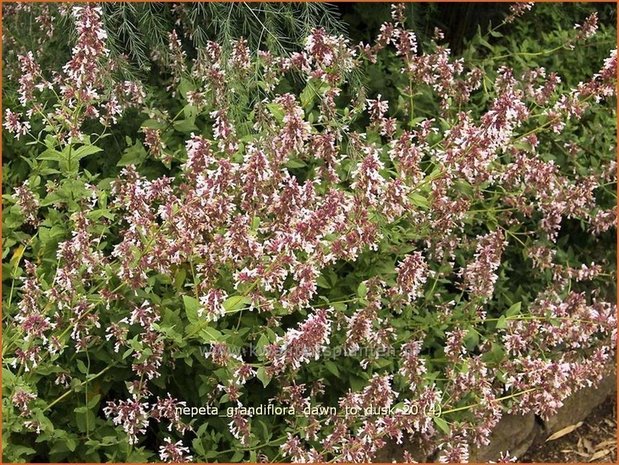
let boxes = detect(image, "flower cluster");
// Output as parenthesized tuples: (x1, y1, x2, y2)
(5, 5, 145, 142)
(461, 230, 507, 300)
(267, 308, 333, 373)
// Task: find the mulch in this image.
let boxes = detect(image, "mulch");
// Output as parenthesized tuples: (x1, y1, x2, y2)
(519, 396, 617, 463)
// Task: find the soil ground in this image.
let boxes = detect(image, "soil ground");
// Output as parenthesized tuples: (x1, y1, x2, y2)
(520, 396, 617, 463)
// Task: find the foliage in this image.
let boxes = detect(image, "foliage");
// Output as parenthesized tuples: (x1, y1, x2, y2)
(2, 3, 617, 463)
(2, 2, 345, 73)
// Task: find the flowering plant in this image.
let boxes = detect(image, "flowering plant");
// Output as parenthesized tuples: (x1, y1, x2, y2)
(2, 3, 616, 463)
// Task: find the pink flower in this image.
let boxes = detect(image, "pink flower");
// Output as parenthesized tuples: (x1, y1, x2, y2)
(231, 38, 251, 72)
(575, 12, 598, 41)
(12, 389, 37, 416)
(229, 413, 251, 446)
(394, 251, 429, 302)
(63, 6, 108, 92)
(3, 109, 30, 139)
(17, 51, 44, 106)
(159, 437, 193, 463)
(267, 307, 332, 373)
(462, 230, 506, 300)
(366, 94, 389, 127)
(151, 395, 190, 433)
(13, 180, 39, 225)
(351, 145, 386, 206)
(505, 2, 534, 23)
(199, 288, 228, 322)
(438, 437, 470, 463)
(103, 398, 150, 444)
(400, 340, 427, 390)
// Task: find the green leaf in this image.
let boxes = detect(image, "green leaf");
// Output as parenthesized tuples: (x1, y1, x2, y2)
(66, 436, 78, 452)
(256, 333, 270, 354)
(331, 301, 348, 312)
(9, 244, 25, 271)
(256, 366, 272, 387)
(496, 315, 508, 329)
(173, 118, 198, 133)
(357, 282, 368, 299)
(286, 158, 306, 169)
(300, 83, 316, 109)
(76, 359, 88, 374)
(192, 437, 206, 457)
(174, 268, 187, 291)
(38, 148, 64, 162)
(141, 119, 167, 130)
(324, 360, 340, 376)
(179, 77, 196, 100)
(433, 416, 450, 434)
(350, 375, 366, 391)
(87, 394, 101, 409)
(256, 419, 271, 441)
(183, 295, 200, 323)
(266, 103, 284, 123)
(464, 329, 479, 351)
(477, 36, 494, 51)
(183, 104, 198, 119)
(117, 140, 147, 166)
(482, 342, 506, 364)
(299, 80, 327, 110)
(127, 449, 152, 462)
(223, 295, 250, 313)
(72, 144, 103, 161)
(33, 410, 55, 432)
(86, 209, 115, 221)
(2, 368, 15, 386)
(9, 445, 36, 459)
(506, 302, 521, 317)
(410, 193, 429, 209)
(231, 451, 244, 462)
(199, 326, 223, 343)
(122, 347, 134, 359)
(74, 406, 95, 433)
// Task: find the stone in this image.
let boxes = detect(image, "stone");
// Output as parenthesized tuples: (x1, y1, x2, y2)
(540, 370, 616, 438)
(469, 413, 541, 462)
(375, 370, 616, 462)
(374, 436, 429, 463)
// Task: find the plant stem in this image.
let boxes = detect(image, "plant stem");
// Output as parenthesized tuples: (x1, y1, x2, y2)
(440, 387, 538, 415)
(44, 364, 114, 412)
